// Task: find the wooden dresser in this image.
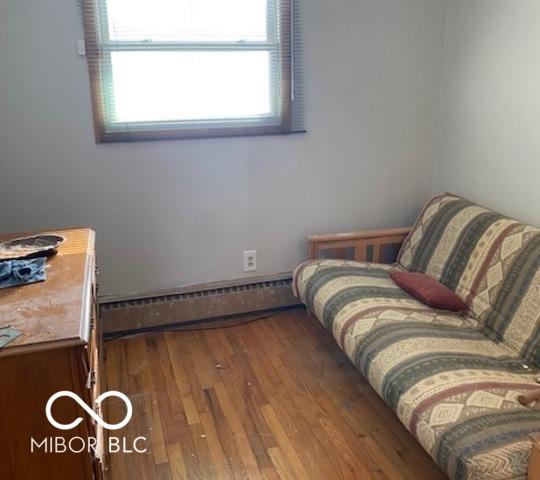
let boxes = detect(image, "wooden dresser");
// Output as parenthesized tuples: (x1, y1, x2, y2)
(0, 228, 106, 480)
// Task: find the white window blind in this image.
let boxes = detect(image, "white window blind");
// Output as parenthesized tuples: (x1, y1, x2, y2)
(81, 0, 303, 142)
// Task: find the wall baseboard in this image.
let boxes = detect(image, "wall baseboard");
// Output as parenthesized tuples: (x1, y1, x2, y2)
(99, 272, 301, 334)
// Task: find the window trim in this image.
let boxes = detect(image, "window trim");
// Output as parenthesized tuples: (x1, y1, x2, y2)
(82, 0, 293, 143)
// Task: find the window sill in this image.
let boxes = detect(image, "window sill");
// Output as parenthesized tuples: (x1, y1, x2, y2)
(95, 125, 306, 143)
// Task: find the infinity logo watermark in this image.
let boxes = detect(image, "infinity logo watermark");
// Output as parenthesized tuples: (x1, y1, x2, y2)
(46, 390, 133, 431)
(31, 390, 146, 454)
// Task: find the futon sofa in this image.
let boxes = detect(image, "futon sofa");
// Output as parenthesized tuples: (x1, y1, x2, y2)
(293, 193, 540, 480)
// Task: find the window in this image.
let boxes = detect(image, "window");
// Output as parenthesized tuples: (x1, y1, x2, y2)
(82, 0, 303, 142)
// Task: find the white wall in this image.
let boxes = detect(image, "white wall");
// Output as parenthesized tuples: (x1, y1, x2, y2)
(0, 0, 447, 296)
(433, 0, 540, 224)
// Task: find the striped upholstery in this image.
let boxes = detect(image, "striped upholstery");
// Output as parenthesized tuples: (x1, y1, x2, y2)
(293, 195, 540, 480)
(398, 194, 540, 367)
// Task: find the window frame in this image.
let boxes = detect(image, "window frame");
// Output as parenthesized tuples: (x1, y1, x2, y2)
(82, 0, 293, 143)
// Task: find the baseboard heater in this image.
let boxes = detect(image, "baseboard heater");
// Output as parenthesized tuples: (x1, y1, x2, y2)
(99, 272, 301, 335)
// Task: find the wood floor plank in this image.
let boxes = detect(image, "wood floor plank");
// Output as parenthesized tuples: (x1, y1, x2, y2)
(182, 395, 201, 426)
(203, 386, 250, 480)
(260, 404, 311, 480)
(199, 411, 234, 480)
(214, 381, 263, 479)
(266, 447, 296, 480)
(144, 334, 186, 445)
(141, 369, 168, 465)
(104, 309, 447, 480)
(190, 422, 218, 480)
(167, 443, 188, 480)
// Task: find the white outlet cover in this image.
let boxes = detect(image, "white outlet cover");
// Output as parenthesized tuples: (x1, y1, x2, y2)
(243, 250, 257, 272)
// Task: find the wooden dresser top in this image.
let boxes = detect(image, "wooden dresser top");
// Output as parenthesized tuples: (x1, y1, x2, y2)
(0, 228, 95, 358)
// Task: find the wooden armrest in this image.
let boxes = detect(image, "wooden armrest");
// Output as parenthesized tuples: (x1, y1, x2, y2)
(307, 227, 412, 263)
(307, 227, 412, 243)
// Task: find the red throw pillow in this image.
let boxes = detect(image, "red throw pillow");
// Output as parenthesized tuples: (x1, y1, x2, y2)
(389, 271, 467, 312)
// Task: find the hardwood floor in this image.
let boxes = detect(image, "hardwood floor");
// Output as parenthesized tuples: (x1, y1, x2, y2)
(104, 308, 447, 480)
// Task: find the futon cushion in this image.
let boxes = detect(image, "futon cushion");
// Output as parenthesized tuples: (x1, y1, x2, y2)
(293, 258, 540, 480)
(398, 193, 540, 367)
(389, 270, 467, 311)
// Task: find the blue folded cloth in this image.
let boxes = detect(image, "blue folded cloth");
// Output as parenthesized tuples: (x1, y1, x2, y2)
(0, 258, 46, 289)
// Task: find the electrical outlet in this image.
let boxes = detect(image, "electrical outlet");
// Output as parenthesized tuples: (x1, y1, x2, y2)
(243, 250, 257, 272)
